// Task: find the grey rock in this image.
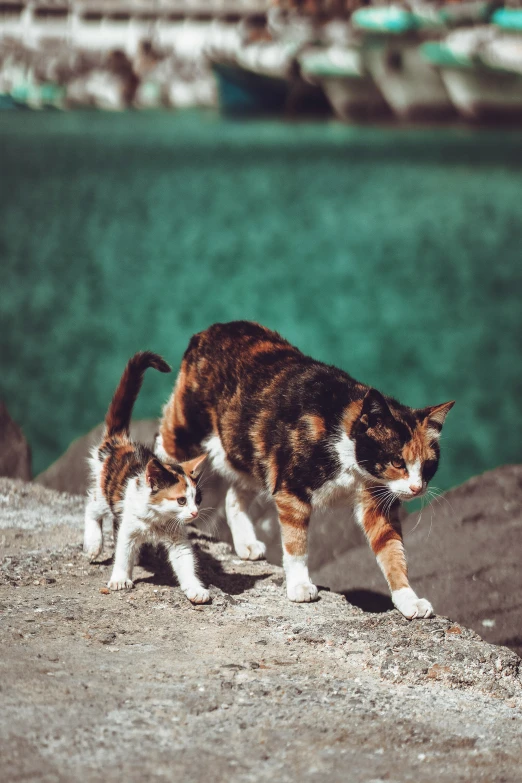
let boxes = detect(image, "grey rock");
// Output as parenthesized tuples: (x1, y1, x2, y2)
(0, 401, 31, 481)
(35, 419, 160, 494)
(313, 464, 522, 657)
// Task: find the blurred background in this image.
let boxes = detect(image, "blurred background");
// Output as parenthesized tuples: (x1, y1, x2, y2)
(1, 0, 522, 490)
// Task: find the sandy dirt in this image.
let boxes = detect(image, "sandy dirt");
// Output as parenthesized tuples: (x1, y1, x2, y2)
(1, 478, 521, 783)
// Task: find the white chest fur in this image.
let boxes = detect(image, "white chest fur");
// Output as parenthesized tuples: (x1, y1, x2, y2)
(310, 432, 362, 509)
(203, 430, 364, 507)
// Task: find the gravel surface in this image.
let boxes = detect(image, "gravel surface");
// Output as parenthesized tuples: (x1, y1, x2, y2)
(1, 477, 521, 783)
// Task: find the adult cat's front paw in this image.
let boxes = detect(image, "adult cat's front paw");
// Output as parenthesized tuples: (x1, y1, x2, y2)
(184, 585, 211, 604)
(392, 587, 433, 620)
(235, 540, 267, 561)
(107, 576, 134, 591)
(287, 581, 319, 603)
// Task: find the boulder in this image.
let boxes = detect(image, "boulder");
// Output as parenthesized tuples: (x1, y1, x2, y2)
(0, 401, 31, 481)
(313, 465, 522, 656)
(35, 419, 160, 495)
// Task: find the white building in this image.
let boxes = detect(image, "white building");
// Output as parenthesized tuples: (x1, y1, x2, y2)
(0, 0, 268, 56)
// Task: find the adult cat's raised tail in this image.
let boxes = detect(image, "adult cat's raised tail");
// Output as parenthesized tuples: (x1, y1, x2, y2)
(105, 351, 171, 437)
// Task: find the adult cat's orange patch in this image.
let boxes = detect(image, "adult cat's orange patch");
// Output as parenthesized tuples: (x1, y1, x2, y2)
(275, 490, 310, 527)
(266, 451, 279, 495)
(402, 425, 436, 466)
(281, 526, 308, 557)
(382, 465, 407, 481)
(302, 414, 326, 441)
(248, 340, 281, 357)
(342, 398, 364, 436)
(359, 493, 408, 591)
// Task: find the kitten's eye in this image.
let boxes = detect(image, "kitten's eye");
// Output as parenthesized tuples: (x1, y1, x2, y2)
(177, 497, 187, 506)
(390, 459, 405, 470)
(195, 491, 202, 506)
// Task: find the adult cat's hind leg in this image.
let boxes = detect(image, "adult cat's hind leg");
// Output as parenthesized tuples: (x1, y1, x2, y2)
(83, 494, 107, 561)
(225, 485, 266, 561)
(275, 490, 318, 603)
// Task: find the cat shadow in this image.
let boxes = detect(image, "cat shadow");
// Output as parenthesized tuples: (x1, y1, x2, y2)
(342, 589, 394, 614)
(134, 539, 273, 596)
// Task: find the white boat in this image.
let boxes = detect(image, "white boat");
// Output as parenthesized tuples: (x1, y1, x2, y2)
(299, 45, 390, 121)
(421, 21, 522, 121)
(352, 6, 455, 121)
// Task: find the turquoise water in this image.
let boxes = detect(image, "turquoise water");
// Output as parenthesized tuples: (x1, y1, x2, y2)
(1, 111, 521, 486)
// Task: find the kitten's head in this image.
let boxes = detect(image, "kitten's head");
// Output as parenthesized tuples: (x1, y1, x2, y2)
(351, 389, 454, 501)
(145, 454, 207, 522)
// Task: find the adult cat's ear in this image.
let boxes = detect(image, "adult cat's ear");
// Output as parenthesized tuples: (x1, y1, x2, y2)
(420, 401, 455, 436)
(181, 453, 207, 480)
(145, 458, 172, 492)
(360, 388, 391, 427)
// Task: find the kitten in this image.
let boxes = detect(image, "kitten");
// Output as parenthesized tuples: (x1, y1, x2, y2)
(83, 351, 209, 604)
(156, 321, 455, 620)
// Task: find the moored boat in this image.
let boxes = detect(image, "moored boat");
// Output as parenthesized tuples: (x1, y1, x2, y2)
(421, 18, 522, 122)
(299, 45, 390, 121)
(352, 5, 455, 121)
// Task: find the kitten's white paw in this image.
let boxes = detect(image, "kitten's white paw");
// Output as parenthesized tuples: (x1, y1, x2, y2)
(107, 576, 134, 591)
(235, 540, 267, 561)
(392, 587, 433, 620)
(287, 581, 319, 603)
(83, 531, 103, 562)
(184, 585, 211, 604)
(84, 546, 103, 563)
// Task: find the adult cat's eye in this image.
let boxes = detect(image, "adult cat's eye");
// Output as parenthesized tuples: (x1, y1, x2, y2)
(177, 497, 187, 506)
(391, 458, 405, 470)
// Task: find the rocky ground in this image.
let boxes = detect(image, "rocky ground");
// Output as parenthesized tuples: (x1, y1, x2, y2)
(1, 478, 521, 782)
(315, 465, 522, 658)
(36, 425, 522, 658)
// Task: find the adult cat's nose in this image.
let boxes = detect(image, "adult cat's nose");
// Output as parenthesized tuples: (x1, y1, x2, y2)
(190, 510, 198, 519)
(409, 485, 422, 496)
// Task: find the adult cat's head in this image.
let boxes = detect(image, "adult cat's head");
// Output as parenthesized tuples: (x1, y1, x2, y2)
(351, 389, 454, 501)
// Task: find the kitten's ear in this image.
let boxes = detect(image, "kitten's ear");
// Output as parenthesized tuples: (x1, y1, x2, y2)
(420, 400, 455, 436)
(360, 389, 391, 427)
(181, 453, 207, 480)
(145, 458, 171, 492)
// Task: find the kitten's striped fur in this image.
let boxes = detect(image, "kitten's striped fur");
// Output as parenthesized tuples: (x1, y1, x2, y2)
(84, 351, 209, 603)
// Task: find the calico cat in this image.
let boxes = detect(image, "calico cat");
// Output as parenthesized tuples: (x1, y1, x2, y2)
(83, 351, 209, 603)
(156, 321, 455, 620)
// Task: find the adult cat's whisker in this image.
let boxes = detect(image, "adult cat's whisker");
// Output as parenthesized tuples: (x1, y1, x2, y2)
(426, 487, 453, 518)
(409, 496, 426, 535)
(426, 505, 435, 541)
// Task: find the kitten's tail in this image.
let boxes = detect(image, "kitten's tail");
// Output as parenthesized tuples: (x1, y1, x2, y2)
(105, 351, 171, 437)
